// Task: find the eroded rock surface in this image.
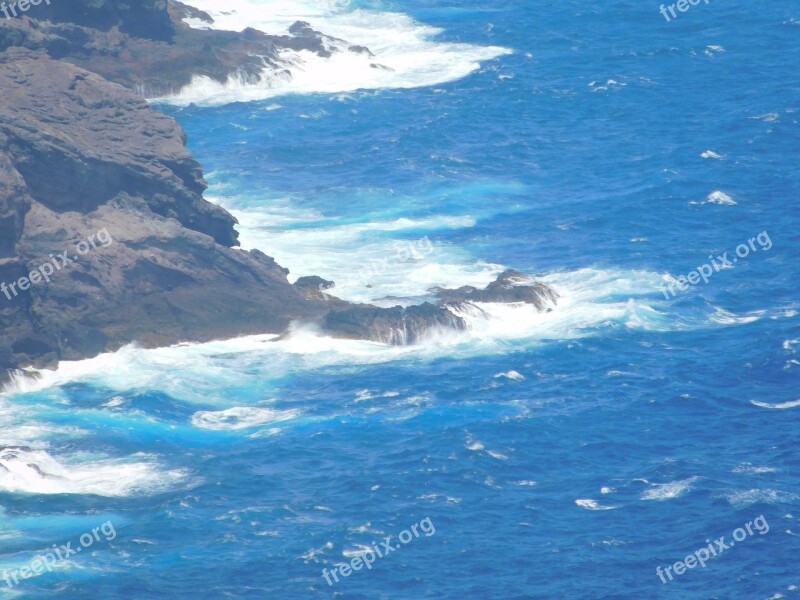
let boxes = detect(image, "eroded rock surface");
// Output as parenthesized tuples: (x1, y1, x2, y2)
(0, 2, 559, 379)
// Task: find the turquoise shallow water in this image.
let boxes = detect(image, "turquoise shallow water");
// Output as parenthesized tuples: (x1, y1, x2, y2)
(1, 0, 798, 598)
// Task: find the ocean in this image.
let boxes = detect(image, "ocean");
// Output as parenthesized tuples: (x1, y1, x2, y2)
(1, 0, 798, 597)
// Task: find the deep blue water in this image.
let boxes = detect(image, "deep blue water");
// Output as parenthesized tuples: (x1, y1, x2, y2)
(1, 1, 798, 598)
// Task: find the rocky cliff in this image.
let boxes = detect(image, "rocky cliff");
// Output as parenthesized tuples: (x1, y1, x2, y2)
(0, 49, 330, 372)
(0, 1, 558, 379)
(0, 1, 377, 98)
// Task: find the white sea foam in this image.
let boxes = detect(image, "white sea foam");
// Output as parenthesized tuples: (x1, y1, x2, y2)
(750, 399, 800, 410)
(486, 450, 508, 460)
(640, 476, 699, 501)
(342, 544, 374, 558)
(732, 463, 778, 474)
(513, 480, 537, 487)
(706, 190, 737, 205)
(159, 0, 510, 105)
(494, 370, 525, 381)
(0, 447, 186, 497)
(709, 307, 765, 325)
(575, 498, 618, 510)
(103, 396, 126, 408)
(190, 406, 300, 430)
(0, 399, 79, 449)
(0, 264, 708, 402)
(219, 200, 496, 306)
(725, 488, 800, 507)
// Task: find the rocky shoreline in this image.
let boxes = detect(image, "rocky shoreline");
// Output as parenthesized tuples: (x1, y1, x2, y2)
(0, 1, 558, 380)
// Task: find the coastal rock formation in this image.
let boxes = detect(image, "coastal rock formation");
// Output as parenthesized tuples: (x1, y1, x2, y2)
(323, 303, 466, 346)
(0, 1, 559, 379)
(435, 269, 559, 311)
(0, 1, 378, 98)
(0, 50, 327, 373)
(23, 0, 176, 41)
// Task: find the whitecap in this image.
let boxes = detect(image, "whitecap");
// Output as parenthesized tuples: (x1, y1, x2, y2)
(486, 450, 508, 460)
(749, 112, 779, 122)
(0, 447, 186, 497)
(732, 463, 778, 474)
(575, 499, 618, 510)
(726, 489, 799, 507)
(0, 265, 748, 400)
(750, 399, 800, 410)
(301, 541, 333, 562)
(710, 307, 765, 325)
(700, 150, 723, 159)
(160, 0, 510, 105)
(343, 544, 375, 558)
(354, 389, 374, 402)
(640, 477, 699, 501)
(190, 406, 300, 430)
(494, 370, 525, 381)
(513, 480, 537, 487)
(706, 190, 736, 205)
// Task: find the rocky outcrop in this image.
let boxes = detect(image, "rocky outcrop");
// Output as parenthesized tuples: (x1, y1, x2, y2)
(0, 2, 559, 379)
(0, 2, 379, 98)
(323, 303, 466, 346)
(0, 51, 327, 373)
(0, 49, 236, 246)
(435, 269, 559, 311)
(24, 0, 176, 41)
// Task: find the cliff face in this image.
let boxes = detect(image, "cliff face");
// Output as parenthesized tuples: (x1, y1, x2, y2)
(0, 2, 559, 378)
(24, 0, 175, 41)
(0, 49, 236, 246)
(0, 1, 374, 98)
(0, 50, 327, 372)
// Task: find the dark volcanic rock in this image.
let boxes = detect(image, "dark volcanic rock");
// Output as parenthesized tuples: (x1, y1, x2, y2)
(170, 1, 213, 25)
(0, 1, 377, 98)
(24, 0, 176, 41)
(435, 269, 559, 311)
(323, 303, 466, 346)
(0, 2, 559, 380)
(0, 51, 329, 375)
(294, 276, 335, 291)
(0, 49, 236, 246)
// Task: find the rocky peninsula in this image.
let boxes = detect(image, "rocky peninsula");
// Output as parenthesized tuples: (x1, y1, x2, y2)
(0, 0, 558, 379)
